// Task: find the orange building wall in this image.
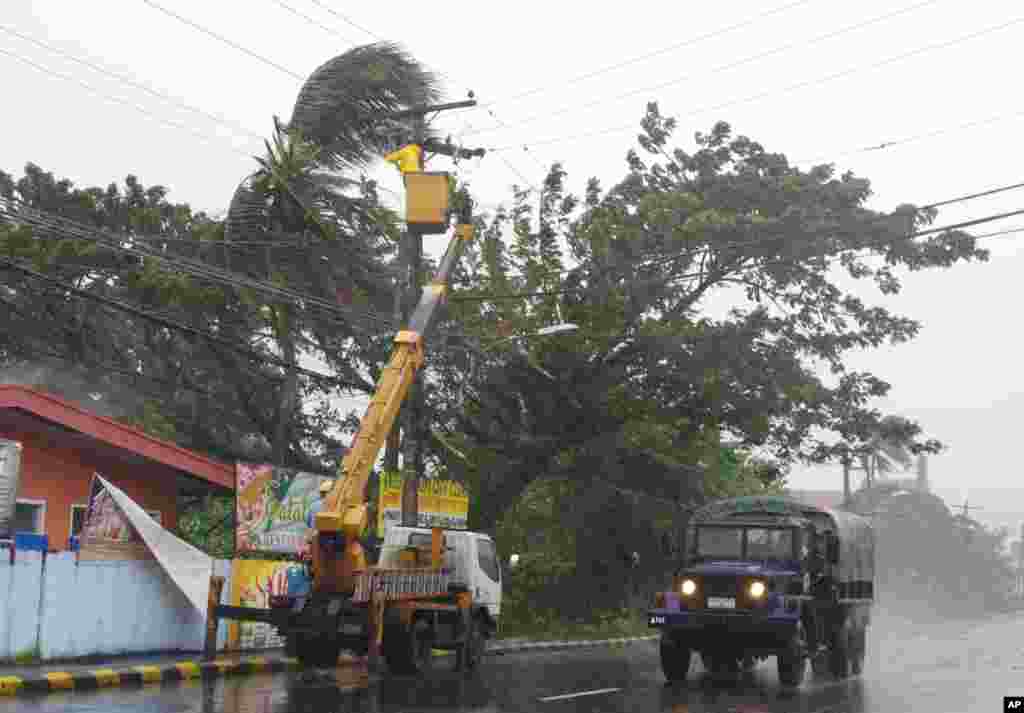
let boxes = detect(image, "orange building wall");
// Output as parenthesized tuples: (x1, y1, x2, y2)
(1, 425, 179, 550)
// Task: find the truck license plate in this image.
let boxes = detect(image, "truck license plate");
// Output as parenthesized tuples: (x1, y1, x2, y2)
(707, 597, 736, 609)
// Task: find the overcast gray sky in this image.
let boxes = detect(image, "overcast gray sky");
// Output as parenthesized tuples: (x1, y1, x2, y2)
(5, 0, 1024, 523)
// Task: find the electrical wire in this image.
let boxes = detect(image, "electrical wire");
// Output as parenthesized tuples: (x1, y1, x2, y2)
(793, 107, 1024, 165)
(0, 47, 256, 162)
(0, 24, 265, 142)
(139, 0, 306, 81)
(488, 15, 1024, 152)
(467, 0, 940, 137)
(480, 0, 817, 109)
(453, 178, 1024, 288)
(305, 1, 381, 40)
(271, 0, 354, 42)
(0, 197, 403, 332)
(448, 207, 1024, 303)
(0, 257, 362, 387)
(638, 184, 1024, 273)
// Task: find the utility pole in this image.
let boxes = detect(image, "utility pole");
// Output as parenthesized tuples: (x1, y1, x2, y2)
(401, 112, 427, 528)
(387, 98, 483, 529)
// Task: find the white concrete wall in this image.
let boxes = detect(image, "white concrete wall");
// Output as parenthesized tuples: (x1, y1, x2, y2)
(0, 553, 242, 661)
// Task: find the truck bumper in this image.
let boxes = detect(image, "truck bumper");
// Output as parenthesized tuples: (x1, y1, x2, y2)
(648, 608, 799, 652)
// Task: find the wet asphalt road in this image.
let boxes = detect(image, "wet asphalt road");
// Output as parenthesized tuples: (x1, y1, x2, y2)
(9, 612, 1024, 713)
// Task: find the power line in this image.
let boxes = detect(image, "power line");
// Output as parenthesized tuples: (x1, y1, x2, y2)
(459, 178, 1024, 286)
(793, 107, 1024, 166)
(924, 182, 1024, 211)
(0, 47, 256, 162)
(305, 1, 382, 40)
(0, 257, 361, 387)
(489, 15, 1024, 152)
(637, 183, 1024, 273)
(0, 24, 265, 142)
(0, 197, 401, 332)
(140, 0, 306, 81)
(468, 0, 939, 137)
(270, 0, 355, 42)
(482, 0, 817, 109)
(448, 206, 1024, 303)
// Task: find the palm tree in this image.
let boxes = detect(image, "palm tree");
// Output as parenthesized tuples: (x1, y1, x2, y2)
(223, 42, 442, 466)
(857, 415, 915, 490)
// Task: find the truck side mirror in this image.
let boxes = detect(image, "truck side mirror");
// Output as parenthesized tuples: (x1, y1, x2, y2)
(826, 535, 840, 564)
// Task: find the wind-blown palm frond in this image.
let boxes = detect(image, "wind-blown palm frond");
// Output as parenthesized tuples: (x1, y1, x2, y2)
(288, 42, 443, 169)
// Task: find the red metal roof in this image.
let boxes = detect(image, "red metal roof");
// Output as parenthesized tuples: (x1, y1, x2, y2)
(0, 385, 233, 489)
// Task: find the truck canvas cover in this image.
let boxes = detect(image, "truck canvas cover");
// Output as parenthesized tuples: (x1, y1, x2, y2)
(691, 496, 874, 586)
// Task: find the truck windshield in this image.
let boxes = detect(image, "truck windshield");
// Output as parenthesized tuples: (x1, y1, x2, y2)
(696, 527, 743, 558)
(695, 527, 795, 560)
(746, 528, 794, 559)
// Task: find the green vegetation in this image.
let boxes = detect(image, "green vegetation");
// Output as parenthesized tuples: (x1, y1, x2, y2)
(0, 44, 996, 635)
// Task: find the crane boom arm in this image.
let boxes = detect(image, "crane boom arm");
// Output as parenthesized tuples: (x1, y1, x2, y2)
(314, 221, 474, 538)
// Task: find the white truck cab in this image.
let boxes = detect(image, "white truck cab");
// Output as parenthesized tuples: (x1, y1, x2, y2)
(381, 526, 502, 621)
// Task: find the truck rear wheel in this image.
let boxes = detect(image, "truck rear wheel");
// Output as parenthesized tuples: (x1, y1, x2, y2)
(850, 627, 866, 676)
(659, 636, 692, 682)
(455, 615, 486, 672)
(383, 611, 434, 676)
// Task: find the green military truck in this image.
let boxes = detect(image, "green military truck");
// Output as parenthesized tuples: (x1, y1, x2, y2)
(648, 495, 874, 687)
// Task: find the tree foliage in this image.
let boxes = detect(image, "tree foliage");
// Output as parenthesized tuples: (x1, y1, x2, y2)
(434, 105, 981, 538)
(0, 42, 443, 477)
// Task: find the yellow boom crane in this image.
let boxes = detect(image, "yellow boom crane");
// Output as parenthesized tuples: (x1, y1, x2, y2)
(209, 100, 491, 675)
(312, 143, 474, 595)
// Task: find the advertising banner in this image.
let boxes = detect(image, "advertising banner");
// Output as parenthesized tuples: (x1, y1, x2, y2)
(236, 463, 331, 555)
(79, 475, 214, 615)
(227, 558, 294, 650)
(376, 472, 469, 537)
(78, 475, 152, 562)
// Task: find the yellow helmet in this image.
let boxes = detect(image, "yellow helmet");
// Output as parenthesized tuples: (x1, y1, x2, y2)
(319, 480, 334, 495)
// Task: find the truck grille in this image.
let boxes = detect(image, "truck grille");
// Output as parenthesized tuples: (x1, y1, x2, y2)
(701, 575, 738, 598)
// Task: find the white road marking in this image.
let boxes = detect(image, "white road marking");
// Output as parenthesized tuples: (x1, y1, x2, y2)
(538, 687, 622, 702)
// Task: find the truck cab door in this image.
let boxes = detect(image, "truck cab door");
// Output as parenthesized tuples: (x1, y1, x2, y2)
(470, 535, 502, 616)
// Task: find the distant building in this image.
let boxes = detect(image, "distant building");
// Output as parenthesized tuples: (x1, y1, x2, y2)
(785, 489, 845, 510)
(0, 385, 233, 551)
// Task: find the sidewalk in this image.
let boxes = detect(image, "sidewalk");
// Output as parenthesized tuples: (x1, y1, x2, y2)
(0, 635, 658, 697)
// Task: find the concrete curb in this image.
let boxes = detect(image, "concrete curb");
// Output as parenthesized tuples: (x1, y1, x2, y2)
(488, 634, 659, 656)
(0, 636, 659, 697)
(0, 656, 304, 697)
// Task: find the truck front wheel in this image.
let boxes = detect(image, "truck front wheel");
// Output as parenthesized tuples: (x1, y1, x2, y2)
(828, 627, 850, 679)
(294, 632, 342, 668)
(777, 624, 806, 688)
(659, 636, 692, 682)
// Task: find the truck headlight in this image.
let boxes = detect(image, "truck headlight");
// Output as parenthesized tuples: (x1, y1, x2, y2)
(748, 580, 766, 598)
(681, 579, 697, 596)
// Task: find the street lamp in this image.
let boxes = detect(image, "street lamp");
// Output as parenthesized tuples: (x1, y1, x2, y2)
(451, 323, 578, 402)
(478, 322, 578, 380)
(481, 322, 579, 351)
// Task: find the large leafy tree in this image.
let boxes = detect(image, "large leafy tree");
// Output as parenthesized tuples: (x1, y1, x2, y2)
(433, 105, 982, 538)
